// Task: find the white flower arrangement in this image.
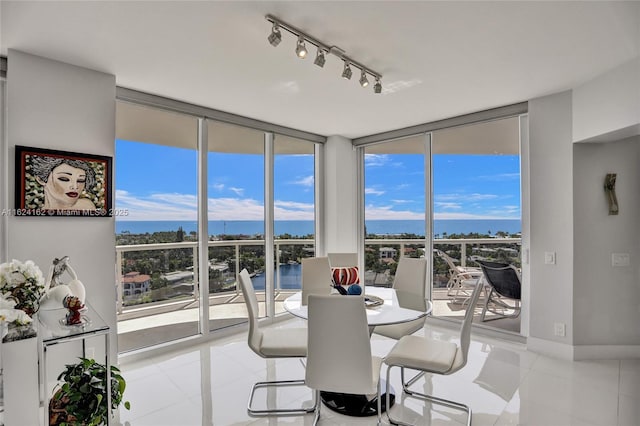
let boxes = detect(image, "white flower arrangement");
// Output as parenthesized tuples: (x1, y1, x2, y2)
(0, 293, 33, 325)
(0, 259, 45, 317)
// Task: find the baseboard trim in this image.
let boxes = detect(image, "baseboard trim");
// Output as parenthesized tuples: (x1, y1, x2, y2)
(527, 338, 640, 360)
(527, 337, 574, 360)
(573, 344, 640, 360)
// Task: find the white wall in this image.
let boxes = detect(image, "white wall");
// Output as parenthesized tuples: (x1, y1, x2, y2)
(573, 57, 640, 143)
(527, 91, 575, 356)
(6, 51, 117, 357)
(573, 137, 640, 352)
(323, 135, 358, 253)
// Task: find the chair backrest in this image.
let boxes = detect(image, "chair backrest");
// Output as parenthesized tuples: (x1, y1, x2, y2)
(476, 260, 521, 300)
(435, 249, 459, 272)
(301, 257, 332, 305)
(457, 280, 484, 370)
(305, 294, 375, 395)
(238, 269, 263, 354)
(392, 257, 427, 311)
(327, 252, 357, 267)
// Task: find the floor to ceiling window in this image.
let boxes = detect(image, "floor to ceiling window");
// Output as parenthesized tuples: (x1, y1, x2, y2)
(363, 136, 427, 286)
(207, 121, 266, 331)
(115, 101, 200, 352)
(273, 135, 316, 313)
(431, 117, 521, 334)
(361, 116, 523, 336)
(115, 96, 323, 352)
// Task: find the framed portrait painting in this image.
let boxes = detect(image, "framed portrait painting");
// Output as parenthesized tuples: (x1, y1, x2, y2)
(15, 146, 112, 217)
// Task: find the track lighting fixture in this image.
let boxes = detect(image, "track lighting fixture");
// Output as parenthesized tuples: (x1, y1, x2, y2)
(295, 36, 307, 58)
(313, 49, 326, 68)
(268, 23, 282, 47)
(359, 71, 369, 87)
(266, 14, 383, 93)
(374, 77, 382, 94)
(342, 62, 353, 80)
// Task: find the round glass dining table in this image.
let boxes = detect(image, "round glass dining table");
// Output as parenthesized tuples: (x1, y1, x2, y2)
(283, 286, 432, 417)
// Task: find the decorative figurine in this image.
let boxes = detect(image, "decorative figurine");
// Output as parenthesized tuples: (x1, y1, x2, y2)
(41, 256, 86, 310)
(63, 295, 85, 325)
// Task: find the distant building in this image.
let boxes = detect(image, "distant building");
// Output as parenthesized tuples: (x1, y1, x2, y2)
(122, 272, 151, 297)
(379, 247, 397, 259)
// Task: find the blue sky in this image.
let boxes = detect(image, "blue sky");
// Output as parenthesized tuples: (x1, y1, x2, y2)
(115, 140, 520, 221)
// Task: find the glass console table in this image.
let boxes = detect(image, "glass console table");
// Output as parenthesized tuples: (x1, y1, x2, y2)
(37, 302, 111, 425)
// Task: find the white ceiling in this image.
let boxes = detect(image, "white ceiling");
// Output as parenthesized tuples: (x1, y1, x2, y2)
(2, 1, 639, 139)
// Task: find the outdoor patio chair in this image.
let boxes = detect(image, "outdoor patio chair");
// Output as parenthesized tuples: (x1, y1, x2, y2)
(475, 260, 521, 322)
(435, 249, 483, 302)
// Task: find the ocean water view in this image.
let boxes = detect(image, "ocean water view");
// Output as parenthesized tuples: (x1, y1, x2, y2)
(116, 219, 521, 237)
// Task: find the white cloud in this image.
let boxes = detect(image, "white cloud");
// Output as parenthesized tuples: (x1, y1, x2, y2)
(477, 173, 520, 181)
(365, 204, 424, 220)
(391, 199, 413, 204)
(290, 175, 314, 187)
(116, 190, 315, 221)
(212, 183, 225, 191)
(229, 187, 244, 196)
(434, 202, 462, 210)
(365, 187, 385, 196)
(435, 193, 499, 202)
(364, 154, 389, 167)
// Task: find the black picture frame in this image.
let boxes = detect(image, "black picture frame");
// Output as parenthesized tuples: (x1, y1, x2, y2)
(15, 145, 113, 217)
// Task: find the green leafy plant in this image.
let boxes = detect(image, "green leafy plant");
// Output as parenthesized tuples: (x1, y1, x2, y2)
(49, 357, 130, 426)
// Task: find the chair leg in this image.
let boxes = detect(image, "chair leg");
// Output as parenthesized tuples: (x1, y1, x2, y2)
(400, 367, 425, 392)
(386, 364, 472, 426)
(311, 389, 321, 426)
(481, 289, 521, 322)
(248, 379, 316, 417)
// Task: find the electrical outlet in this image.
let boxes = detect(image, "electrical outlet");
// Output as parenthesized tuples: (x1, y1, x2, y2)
(612, 253, 630, 267)
(544, 251, 556, 265)
(554, 323, 566, 337)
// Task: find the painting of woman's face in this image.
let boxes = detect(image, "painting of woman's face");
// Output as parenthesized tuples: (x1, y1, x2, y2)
(44, 163, 87, 208)
(17, 146, 112, 216)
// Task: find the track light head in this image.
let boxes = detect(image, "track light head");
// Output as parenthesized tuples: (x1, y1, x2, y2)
(268, 23, 282, 47)
(359, 71, 369, 87)
(374, 78, 382, 94)
(295, 36, 308, 58)
(342, 62, 353, 80)
(314, 49, 326, 68)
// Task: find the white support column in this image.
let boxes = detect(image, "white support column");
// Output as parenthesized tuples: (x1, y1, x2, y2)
(264, 133, 275, 318)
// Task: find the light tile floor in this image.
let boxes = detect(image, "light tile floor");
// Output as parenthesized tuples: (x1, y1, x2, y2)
(118, 319, 640, 425)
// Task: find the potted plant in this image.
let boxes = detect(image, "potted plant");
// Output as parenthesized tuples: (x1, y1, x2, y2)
(49, 357, 130, 426)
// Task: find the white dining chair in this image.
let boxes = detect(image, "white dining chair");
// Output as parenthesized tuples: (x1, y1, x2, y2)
(374, 257, 428, 340)
(237, 269, 313, 417)
(301, 257, 332, 305)
(306, 294, 383, 425)
(383, 281, 483, 426)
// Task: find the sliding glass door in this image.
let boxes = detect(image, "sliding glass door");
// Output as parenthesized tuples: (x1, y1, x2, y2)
(431, 117, 522, 334)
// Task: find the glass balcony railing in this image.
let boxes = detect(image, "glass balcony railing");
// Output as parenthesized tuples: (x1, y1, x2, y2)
(116, 237, 521, 352)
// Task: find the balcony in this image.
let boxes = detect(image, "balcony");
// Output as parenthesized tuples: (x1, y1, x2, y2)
(116, 237, 521, 353)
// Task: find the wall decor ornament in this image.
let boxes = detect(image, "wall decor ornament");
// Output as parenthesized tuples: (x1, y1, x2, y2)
(15, 145, 112, 217)
(604, 173, 618, 215)
(40, 256, 86, 310)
